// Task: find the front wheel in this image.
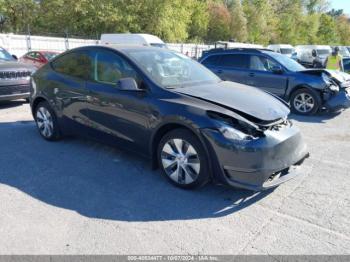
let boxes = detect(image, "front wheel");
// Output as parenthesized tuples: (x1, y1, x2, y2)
(157, 129, 210, 189)
(34, 101, 61, 141)
(290, 88, 321, 115)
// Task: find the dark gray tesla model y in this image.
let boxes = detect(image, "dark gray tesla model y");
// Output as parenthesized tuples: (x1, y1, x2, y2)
(29, 45, 309, 191)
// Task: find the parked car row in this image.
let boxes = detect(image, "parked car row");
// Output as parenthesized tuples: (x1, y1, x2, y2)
(1, 34, 349, 192)
(199, 48, 350, 115)
(0, 47, 60, 102)
(19, 50, 59, 69)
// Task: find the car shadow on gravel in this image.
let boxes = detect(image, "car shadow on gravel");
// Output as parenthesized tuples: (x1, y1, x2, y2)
(289, 111, 343, 123)
(0, 121, 274, 222)
(0, 100, 27, 109)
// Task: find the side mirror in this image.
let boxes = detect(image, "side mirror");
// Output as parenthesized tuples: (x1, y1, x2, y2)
(117, 77, 141, 91)
(271, 65, 283, 74)
(12, 54, 18, 60)
(312, 50, 317, 57)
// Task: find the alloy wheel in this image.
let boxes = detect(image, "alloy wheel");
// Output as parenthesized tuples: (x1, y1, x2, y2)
(36, 107, 54, 138)
(161, 138, 200, 185)
(293, 93, 315, 113)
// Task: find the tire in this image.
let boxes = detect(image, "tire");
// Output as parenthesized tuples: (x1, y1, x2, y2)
(34, 101, 61, 141)
(157, 128, 210, 189)
(290, 88, 321, 115)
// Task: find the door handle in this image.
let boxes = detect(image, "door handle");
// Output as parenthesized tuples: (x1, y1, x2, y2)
(216, 69, 223, 74)
(249, 73, 255, 77)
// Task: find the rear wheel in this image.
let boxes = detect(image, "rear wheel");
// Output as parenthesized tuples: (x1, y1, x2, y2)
(157, 129, 210, 189)
(34, 101, 61, 141)
(290, 88, 321, 115)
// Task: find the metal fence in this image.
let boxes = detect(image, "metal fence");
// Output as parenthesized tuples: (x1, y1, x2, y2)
(0, 33, 213, 59)
(0, 33, 99, 57)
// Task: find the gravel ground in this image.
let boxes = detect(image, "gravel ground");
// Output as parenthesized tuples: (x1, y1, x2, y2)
(0, 100, 349, 255)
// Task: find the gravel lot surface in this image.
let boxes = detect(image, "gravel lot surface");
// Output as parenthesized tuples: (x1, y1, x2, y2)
(0, 100, 349, 255)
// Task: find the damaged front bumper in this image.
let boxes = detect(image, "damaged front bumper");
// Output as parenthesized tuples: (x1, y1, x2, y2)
(324, 88, 350, 111)
(201, 124, 309, 191)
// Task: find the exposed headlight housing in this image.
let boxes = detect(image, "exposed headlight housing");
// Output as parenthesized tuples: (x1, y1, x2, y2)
(328, 84, 339, 92)
(219, 125, 253, 141)
(207, 111, 263, 141)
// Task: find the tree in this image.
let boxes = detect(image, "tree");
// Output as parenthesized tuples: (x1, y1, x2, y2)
(270, 0, 304, 45)
(243, 0, 277, 45)
(206, 1, 231, 42)
(228, 0, 247, 42)
(317, 13, 339, 45)
(304, 0, 330, 14)
(0, 0, 37, 33)
(336, 15, 350, 45)
(327, 8, 344, 18)
(188, 0, 209, 42)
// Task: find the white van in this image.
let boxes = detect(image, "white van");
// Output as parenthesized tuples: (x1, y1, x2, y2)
(100, 33, 167, 48)
(267, 44, 295, 58)
(214, 41, 264, 49)
(295, 45, 332, 68)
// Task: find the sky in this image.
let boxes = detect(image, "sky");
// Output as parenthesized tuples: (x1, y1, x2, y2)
(330, 0, 350, 14)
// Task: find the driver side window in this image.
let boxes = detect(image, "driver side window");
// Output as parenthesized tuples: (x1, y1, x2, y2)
(250, 55, 279, 72)
(93, 50, 139, 86)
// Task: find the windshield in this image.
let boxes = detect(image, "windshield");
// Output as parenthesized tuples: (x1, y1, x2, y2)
(339, 47, 350, 57)
(0, 47, 15, 61)
(317, 49, 331, 56)
(268, 52, 305, 72)
(126, 49, 220, 88)
(280, 48, 294, 55)
(43, 52, 58, 61)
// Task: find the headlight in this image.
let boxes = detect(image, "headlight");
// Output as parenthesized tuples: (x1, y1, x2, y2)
(328, 85, 339, 92)
(219, 125, 253, 141)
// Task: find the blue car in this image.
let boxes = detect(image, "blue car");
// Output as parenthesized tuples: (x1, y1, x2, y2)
(200, 48, 350, 115)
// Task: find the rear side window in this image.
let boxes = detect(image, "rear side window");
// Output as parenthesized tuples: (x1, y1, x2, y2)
(52, 51, 93, 80)
(220, 54, 249, 69)
(202, 55, 221, 66)
(27, 52, 40, 60)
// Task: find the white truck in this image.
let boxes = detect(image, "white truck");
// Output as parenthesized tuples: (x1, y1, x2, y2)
(100, 33, 167, 48)
(267, 44, 295, 58)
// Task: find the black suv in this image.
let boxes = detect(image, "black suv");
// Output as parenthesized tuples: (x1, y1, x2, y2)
(0, 47, 35, 101)
(200, 48, 350, 115)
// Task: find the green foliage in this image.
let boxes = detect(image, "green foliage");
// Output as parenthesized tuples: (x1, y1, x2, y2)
(229, 0, 247, 42)
(317, 13, 339, 44)
(0, 0, 349, 45)
(206, 1, 231, 42)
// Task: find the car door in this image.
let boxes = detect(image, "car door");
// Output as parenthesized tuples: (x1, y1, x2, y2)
(247, 55, 288, 97)
(50, 50, 92, 133)
(206, 54, 250, 85)
(85, 48, 153, 153)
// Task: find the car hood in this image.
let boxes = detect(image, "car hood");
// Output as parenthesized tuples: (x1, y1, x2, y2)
(299, 69, 350, 84)
(0, 60, 35, 71)
(173, 81, 290, 122)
